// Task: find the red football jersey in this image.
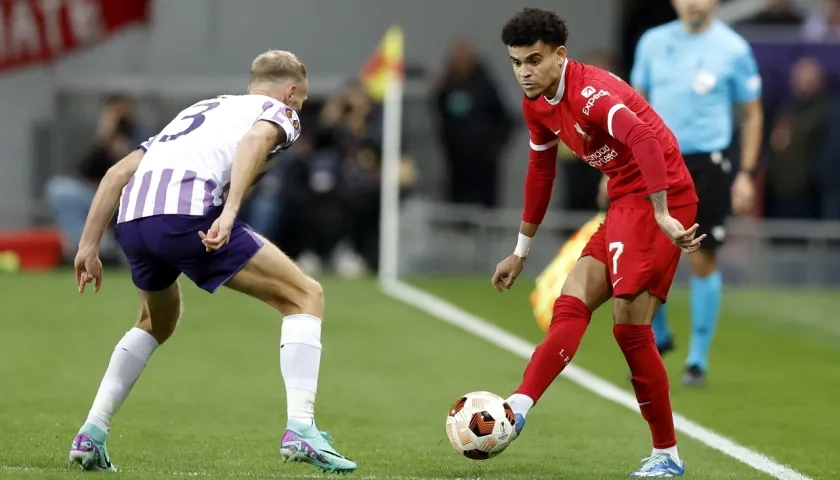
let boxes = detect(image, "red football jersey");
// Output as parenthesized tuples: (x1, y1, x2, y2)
(523, 59, 697, 213)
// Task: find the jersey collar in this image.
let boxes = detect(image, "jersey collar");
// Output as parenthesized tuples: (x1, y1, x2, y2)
(545, 59, 569, 105)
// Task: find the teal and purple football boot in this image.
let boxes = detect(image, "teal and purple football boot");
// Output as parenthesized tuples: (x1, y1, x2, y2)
(68, 425, 117, 472)
(280, 420, 356, 473)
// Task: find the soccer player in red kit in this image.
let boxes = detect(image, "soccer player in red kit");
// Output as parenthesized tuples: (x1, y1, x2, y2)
(492, 8, 705, 478)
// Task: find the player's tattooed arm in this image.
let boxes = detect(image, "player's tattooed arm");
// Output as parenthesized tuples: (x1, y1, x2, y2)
(651, 189, 704, 253)
(649, 190, 669, 218)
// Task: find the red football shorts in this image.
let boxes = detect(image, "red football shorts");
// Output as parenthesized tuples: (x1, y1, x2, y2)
(580, 203, 698, 301)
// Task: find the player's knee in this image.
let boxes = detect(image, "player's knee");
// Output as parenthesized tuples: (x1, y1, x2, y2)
(612, 293, 659, 325)
(559, 280, 585, 303)
(295, 277, 324, 317)
(269, 274, 324, 317)
(136, 305, 180, 345)
(560, 257, 611, 311)
(612, 299, 634, 325)
(136, 286, 182, 344)
(689, 249, 717, 277)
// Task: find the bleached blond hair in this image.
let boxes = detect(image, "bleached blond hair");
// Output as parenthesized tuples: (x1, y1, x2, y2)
(249, 50, 307, 85)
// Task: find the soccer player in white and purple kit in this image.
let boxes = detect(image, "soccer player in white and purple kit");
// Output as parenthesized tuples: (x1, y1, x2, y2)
(68, 50, 356, 473)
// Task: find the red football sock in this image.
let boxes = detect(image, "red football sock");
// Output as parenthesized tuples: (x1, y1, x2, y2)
(613, 324, 677, 449)
(515, 295, 591, 403)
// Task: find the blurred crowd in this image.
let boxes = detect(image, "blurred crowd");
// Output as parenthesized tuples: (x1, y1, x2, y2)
(241, 83, 417, 277)
(43, 0, 840, 274)
(44, 94, 145, 266)
(45, 84, 419, 276)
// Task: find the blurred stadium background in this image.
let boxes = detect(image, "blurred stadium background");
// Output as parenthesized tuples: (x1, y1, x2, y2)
(1, 0, 839, 479)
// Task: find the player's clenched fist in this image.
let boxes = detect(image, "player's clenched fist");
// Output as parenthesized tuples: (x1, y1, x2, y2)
(492, 254, 526, 292)
(655, 214, 706, 254)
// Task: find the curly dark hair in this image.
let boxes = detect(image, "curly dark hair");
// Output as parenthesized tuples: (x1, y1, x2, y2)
(501, 8, 569, 48)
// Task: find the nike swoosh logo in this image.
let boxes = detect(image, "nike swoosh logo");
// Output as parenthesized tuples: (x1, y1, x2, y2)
(552, 129, 561, 135)
(612, 277, 623, 288)
(323, 450, 348, 460)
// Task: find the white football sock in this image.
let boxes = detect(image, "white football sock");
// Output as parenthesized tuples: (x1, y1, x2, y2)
(653, 445, 681, 464)
(506, 393, 535, 417)
(280, 314, 322, 427)
(86, 328, 158, 433)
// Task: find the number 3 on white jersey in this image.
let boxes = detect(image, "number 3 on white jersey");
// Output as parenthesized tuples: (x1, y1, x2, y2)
(608, 241, 624, 276)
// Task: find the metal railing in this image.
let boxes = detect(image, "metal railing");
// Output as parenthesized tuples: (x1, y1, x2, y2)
(396, 199, 840, 287)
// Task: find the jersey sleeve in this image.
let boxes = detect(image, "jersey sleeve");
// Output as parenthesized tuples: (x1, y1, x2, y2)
(522, 99, 558, 225)
(577, 79, 628, 138)
(731, 46, 762, 103)
(629, 33, 652, 93)
(256, 100, 302, 148)
(137, 135, 155, 152)
(525, 101, 559, 152)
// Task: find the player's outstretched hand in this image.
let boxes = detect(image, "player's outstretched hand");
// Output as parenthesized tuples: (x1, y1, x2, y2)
(655, 214, 706, 254)
(74, 249, 103, 293)
(199, 213, 235, 252)
(492, 254, 526, 292)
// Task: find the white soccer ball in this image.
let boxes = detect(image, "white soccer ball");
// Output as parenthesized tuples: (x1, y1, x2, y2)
(445, 391, 516, 460)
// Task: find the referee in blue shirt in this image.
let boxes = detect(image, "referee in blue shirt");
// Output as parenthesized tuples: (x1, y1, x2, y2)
(630, 0, 763, 386)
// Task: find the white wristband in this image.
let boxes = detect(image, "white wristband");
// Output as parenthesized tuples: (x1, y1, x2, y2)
(514, 233, 533, 258)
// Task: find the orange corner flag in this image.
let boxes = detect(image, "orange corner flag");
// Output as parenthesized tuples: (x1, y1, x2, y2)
(359, 26, 404, 103)
(530, 213, 605, 331)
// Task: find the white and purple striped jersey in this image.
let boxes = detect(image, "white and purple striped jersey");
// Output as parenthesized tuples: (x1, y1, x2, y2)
(117, 94, 301, 223)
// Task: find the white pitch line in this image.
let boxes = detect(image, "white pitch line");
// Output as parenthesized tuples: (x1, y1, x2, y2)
(381, 278, 813, 480)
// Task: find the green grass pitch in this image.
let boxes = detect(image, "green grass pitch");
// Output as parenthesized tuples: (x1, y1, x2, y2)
(0, 272, 836, 479)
